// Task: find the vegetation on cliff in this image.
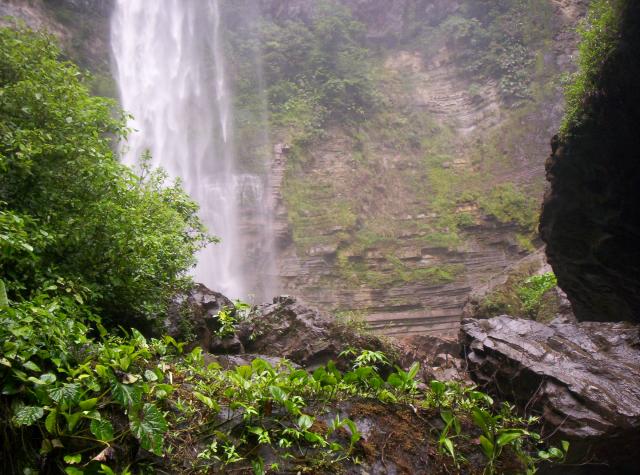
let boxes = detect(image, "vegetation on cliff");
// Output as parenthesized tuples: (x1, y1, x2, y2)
(221, 0, 564, 309)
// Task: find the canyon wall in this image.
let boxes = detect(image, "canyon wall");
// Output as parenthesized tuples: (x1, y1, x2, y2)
(268, 0, 589, 335)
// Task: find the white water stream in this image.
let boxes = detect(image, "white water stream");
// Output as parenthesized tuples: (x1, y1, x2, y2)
(111, 0, 276, 300)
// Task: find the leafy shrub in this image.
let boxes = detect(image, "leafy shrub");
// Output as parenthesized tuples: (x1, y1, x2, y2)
(562, 0, 620, 134)
(516, 272, 558, 317)
(0, 26, 212, 327)
(477, 270, 559, 320)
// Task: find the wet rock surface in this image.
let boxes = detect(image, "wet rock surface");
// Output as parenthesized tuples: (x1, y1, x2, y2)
(461, 316, 640, 472)
(165, 284, 234, 351)
(214, 295, 393, 368)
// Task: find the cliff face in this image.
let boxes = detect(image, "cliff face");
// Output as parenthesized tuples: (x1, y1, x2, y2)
(270, 0, 588, 335)
(540, 0, 640, 324)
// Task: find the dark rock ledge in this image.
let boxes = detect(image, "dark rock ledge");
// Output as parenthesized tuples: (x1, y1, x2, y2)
(461, 316, 640, 473)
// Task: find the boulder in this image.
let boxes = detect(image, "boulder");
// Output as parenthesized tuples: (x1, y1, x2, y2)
(461, 316, 640, 472)
(164, 284, 234, 351)
(232, 295, 391, 369)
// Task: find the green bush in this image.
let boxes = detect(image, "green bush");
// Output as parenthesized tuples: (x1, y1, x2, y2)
(0, 27, 212, 327)
(561, 0, 620, 134)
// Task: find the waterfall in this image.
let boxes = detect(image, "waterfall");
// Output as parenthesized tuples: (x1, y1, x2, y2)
(111, 0, 276, 301)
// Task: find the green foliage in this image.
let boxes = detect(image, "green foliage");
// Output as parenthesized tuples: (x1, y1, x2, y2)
(479, 183, 538, 231)
(0, 290, 176, 473)
(562, 0, 620, 134)
(478, 270, 559, 320)
(0, 27, 212, 326)
(1, 290, 566, 473)
(414, 0, 554, 104)
(427, 380, 568, 474)
(516, 273, 558, 317)
(213, 300, 252, 338)
(225, 0, 378, 146)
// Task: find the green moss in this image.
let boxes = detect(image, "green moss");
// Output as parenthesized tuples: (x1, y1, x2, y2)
(336, 246, 464, 288)
(476, 270, 559, 320)
(283, 174, 357, 253)
(479, 183, 538, 230)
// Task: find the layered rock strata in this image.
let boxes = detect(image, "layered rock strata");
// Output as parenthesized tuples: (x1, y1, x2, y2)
(461, 316, 640, 472)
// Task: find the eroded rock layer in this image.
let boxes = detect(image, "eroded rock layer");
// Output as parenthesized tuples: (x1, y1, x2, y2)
(461, 316, 640, 472)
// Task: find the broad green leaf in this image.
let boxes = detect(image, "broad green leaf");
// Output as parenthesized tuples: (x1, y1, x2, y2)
(23, 361, 41, 372)
(48, 383, 82, 406)
(386, 373, 403, 388)
(497, 431, 523, 447)
(100, 465, 116, 475)
(39, 373, 57, 384)
(440, 410, 454, 426)
(45, 410, 58, 434)
(304, 431, 326, 445)
(472, 407, 491, 435)
(111, 381, 142, 408)
(297, 414, 313, 431)
(64, 454, 82, 464)
(269, 385, 287, 402)
(194, 391, 220, 412)
(144, 369, 158, 382)
(443, 437, 456, 459)
(154, 383, 174, 399)
(129, 403, 167, 456)
(0, 279, 8, 307)
(479, 435, 495, 459)
(344, 419, 361, 445)
(408, 362, 420, 380)
(64, 412, 82, 432)
(79, 398, 98, 411)
(90, 419, 114, 442)
(65, 467, 83, 475)
(430, 380, 446, 396)
(14, 406, 44, 426)
(236, 365, 253, 379)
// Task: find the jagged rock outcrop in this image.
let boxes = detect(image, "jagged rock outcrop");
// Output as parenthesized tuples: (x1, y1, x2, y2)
(183, 289, 468, 380)
(540, 1, 640, 324)
(165, 284, 234, 351)
(461, 316, 640, 472)
(211, 295, 394, 368)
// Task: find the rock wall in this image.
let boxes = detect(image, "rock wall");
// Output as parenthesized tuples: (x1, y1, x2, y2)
(272, 0, 588, 336)
(540, 0, 640, 323)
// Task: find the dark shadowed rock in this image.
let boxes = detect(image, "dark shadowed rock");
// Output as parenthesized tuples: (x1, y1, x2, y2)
(165, 284, 234, 351)
(540, 1, 640, 324)
(461, 316, 640, 472)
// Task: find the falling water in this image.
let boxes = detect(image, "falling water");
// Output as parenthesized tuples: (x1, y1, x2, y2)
(111, 0, 276, 300)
